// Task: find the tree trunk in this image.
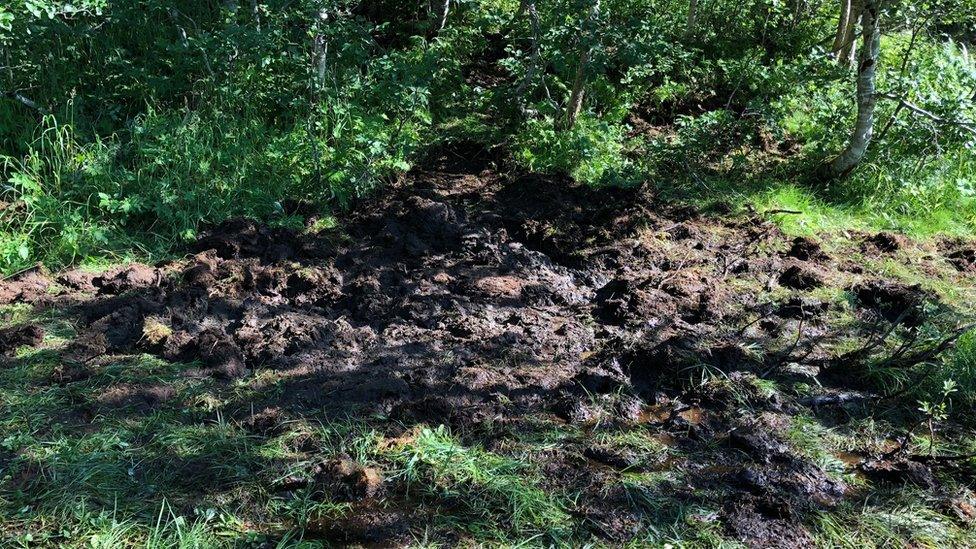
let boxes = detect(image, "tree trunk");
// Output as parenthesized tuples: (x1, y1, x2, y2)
(515, 1, 545, 104)
(439, 0, 451, 31)
(251, 0, 261, 32)
(831, 0, 851, 53)
(828, 0, 881, 177)
(564, 49, 590, 130)
(836, 0, 860, 67)
(563, 0, 601, 131)
(792, 0, 807, 28)
(685, 0, 698, 39)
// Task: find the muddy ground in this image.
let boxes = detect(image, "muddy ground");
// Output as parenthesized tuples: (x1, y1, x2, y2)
(3, 146, 976, 546)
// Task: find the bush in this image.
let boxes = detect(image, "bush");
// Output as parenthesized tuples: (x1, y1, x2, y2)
(515, 115, 633, 185)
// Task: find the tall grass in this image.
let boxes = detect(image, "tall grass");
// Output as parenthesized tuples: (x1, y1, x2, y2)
(0, 103, 426, 273)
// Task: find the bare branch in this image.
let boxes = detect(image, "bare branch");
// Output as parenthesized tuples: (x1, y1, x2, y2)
(876, 92, 976, 136)
(5, 92, 50, 115)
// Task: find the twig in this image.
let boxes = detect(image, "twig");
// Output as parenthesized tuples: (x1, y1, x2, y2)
(1, 263, 43, 282)
(876, 15, 930, 143)
(828, 311, 908, 370)
(880, 324, 974, 378)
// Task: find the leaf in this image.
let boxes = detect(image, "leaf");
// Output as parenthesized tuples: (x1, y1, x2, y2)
(9, 173, 41, 193)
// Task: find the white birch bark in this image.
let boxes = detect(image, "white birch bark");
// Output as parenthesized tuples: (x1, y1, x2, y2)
(829, 0, 881, 177)
(837, 0, 860, 67)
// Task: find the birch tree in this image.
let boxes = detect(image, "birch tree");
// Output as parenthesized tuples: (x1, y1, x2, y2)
(831, 0, 858, 66)
(827, 0, 881, 177)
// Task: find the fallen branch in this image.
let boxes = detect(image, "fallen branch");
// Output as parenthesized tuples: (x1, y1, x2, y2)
(911, 452, 976, 464)
(761, 315, 805, 377)
(0, 262, 44, 282)
(878, 323, 975, 373)
(825, 311, 908, 371)
(4, 92, 50, 115)
(799, 392, 872, 407)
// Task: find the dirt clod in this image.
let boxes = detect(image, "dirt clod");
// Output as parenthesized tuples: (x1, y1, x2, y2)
(584, 445, 641, 470)
(0, 267, 51, 304)
(725, 498, 815, 549)
(860, 458, 936, 489)
(8, 157, 969, 546)
(785, 237, 828, 262)
(948, 248, 976, 272)
(316, 456, 385, 502)
(57, 270, 97, 292)
(852, 280, 929, 327)
(864, 232, 907, 253)
(778, 263, 824, 290)
(0, 324, 44, 355)
(194, 218, 298, 261)
(93, 264, 158, 295)
(777, 296, 828, 319)
(243, 407, 285, 435)
(945, 490, 976, 524)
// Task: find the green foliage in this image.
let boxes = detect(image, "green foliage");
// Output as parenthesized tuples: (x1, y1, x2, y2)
(0, 0, 514, 272)
(515, 115, 632, 184)
(5, 1, 976, 536)
(941, 330, 976, 411)
(384, 425, 571, 539)
(1, 0, 975, 273)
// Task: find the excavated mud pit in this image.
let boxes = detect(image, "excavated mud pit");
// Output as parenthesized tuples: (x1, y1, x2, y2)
(3, 148, 975, 547)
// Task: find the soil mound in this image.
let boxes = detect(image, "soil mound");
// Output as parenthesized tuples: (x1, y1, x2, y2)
(2, 158, 964, 546)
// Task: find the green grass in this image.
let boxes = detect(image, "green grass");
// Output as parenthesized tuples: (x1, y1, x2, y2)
(940, 330, 976, 411)
(0, 309, 577, 545)
(0, 324, 972, 547)
(754, 182, 976, 240)
(382, 424, 572, 541)
(1, 2, 975, 546)
(3, 27, 973, 276)
(811, 492, 976, 548)
(619, 471, 735, 548)
(3, 232, 974, 545)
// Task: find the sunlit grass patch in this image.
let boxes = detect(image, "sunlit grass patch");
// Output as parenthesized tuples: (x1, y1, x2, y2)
(785, 415, 849, 476)
(943, 330, 976, 410)
(382, 425, 571, 541)
(2, 498, 256, 548)
(591, 427, 671, 458)
(620, 470, 731, 548)
(0, 304, 36, 329)
(810, 491, 976, 549)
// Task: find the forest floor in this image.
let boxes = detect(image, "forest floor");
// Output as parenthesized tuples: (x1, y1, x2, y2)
(2, 145, 976, 547)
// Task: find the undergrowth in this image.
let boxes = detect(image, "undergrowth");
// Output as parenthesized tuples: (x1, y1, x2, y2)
(1, 1, 974, 273)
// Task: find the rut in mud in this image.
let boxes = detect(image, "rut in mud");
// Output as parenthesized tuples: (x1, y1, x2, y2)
(3, 147, 974, 546)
